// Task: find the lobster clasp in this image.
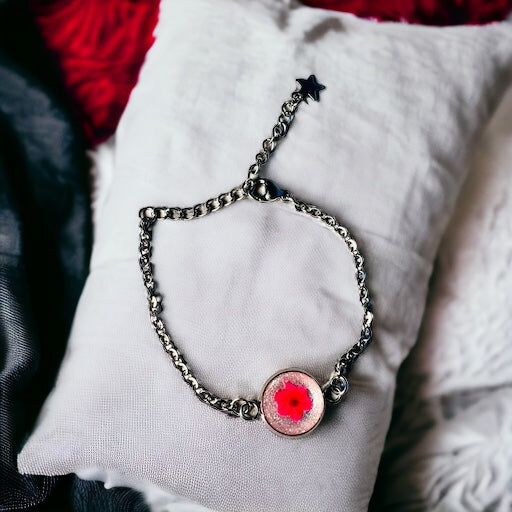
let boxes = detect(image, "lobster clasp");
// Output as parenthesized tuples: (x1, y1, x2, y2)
(248, 178, 288, 202)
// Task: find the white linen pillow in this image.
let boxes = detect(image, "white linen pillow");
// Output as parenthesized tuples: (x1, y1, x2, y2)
(18, 1, 512, 511)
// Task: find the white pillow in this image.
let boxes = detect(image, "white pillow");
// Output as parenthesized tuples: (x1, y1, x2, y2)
(18, 1, 512, 511)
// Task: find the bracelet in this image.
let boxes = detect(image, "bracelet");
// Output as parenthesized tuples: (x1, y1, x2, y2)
(138, 76, 373, 437)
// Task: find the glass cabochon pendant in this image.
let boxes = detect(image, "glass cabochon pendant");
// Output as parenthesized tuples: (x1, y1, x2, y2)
(260, 369, 325, 437)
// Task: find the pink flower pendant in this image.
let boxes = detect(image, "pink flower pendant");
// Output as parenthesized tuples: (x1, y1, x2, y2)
(260, 369, 325, 437)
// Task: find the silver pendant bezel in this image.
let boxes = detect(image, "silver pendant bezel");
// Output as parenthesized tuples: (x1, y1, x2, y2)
(259, 367, 325, 438)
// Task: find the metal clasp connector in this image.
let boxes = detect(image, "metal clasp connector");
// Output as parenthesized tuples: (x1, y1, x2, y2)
(248, 178, 288, 202)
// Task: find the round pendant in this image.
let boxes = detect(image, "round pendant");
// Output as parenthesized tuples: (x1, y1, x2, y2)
(260, 369, 325, 437)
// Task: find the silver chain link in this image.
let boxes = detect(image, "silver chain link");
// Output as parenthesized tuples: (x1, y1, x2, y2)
(247, 91, 303, 182)
(138, 82, 373, 420)
(139, 203, 261, 420)
(285, 194, 373, 403)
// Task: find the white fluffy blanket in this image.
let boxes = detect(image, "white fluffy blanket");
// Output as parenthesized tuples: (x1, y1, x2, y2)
(372, 84, 512, 512)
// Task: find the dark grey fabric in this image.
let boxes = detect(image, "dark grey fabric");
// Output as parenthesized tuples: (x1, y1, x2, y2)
(0, 38, 86, 512)
(70, 481, 150, 512)
(0, 2, 148, 511)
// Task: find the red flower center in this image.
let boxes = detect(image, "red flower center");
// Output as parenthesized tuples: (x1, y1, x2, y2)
(274, 381, 313, 422)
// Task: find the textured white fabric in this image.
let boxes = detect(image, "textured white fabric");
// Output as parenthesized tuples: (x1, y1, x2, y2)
(374, 84, 512, 511)
(17, 1, 512, 511)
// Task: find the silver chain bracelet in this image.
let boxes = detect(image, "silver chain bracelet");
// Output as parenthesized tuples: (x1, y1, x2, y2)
(138, 76, 374, 437)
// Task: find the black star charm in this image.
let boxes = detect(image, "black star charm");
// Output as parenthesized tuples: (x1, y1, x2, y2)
(296, 75, 326, 102)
